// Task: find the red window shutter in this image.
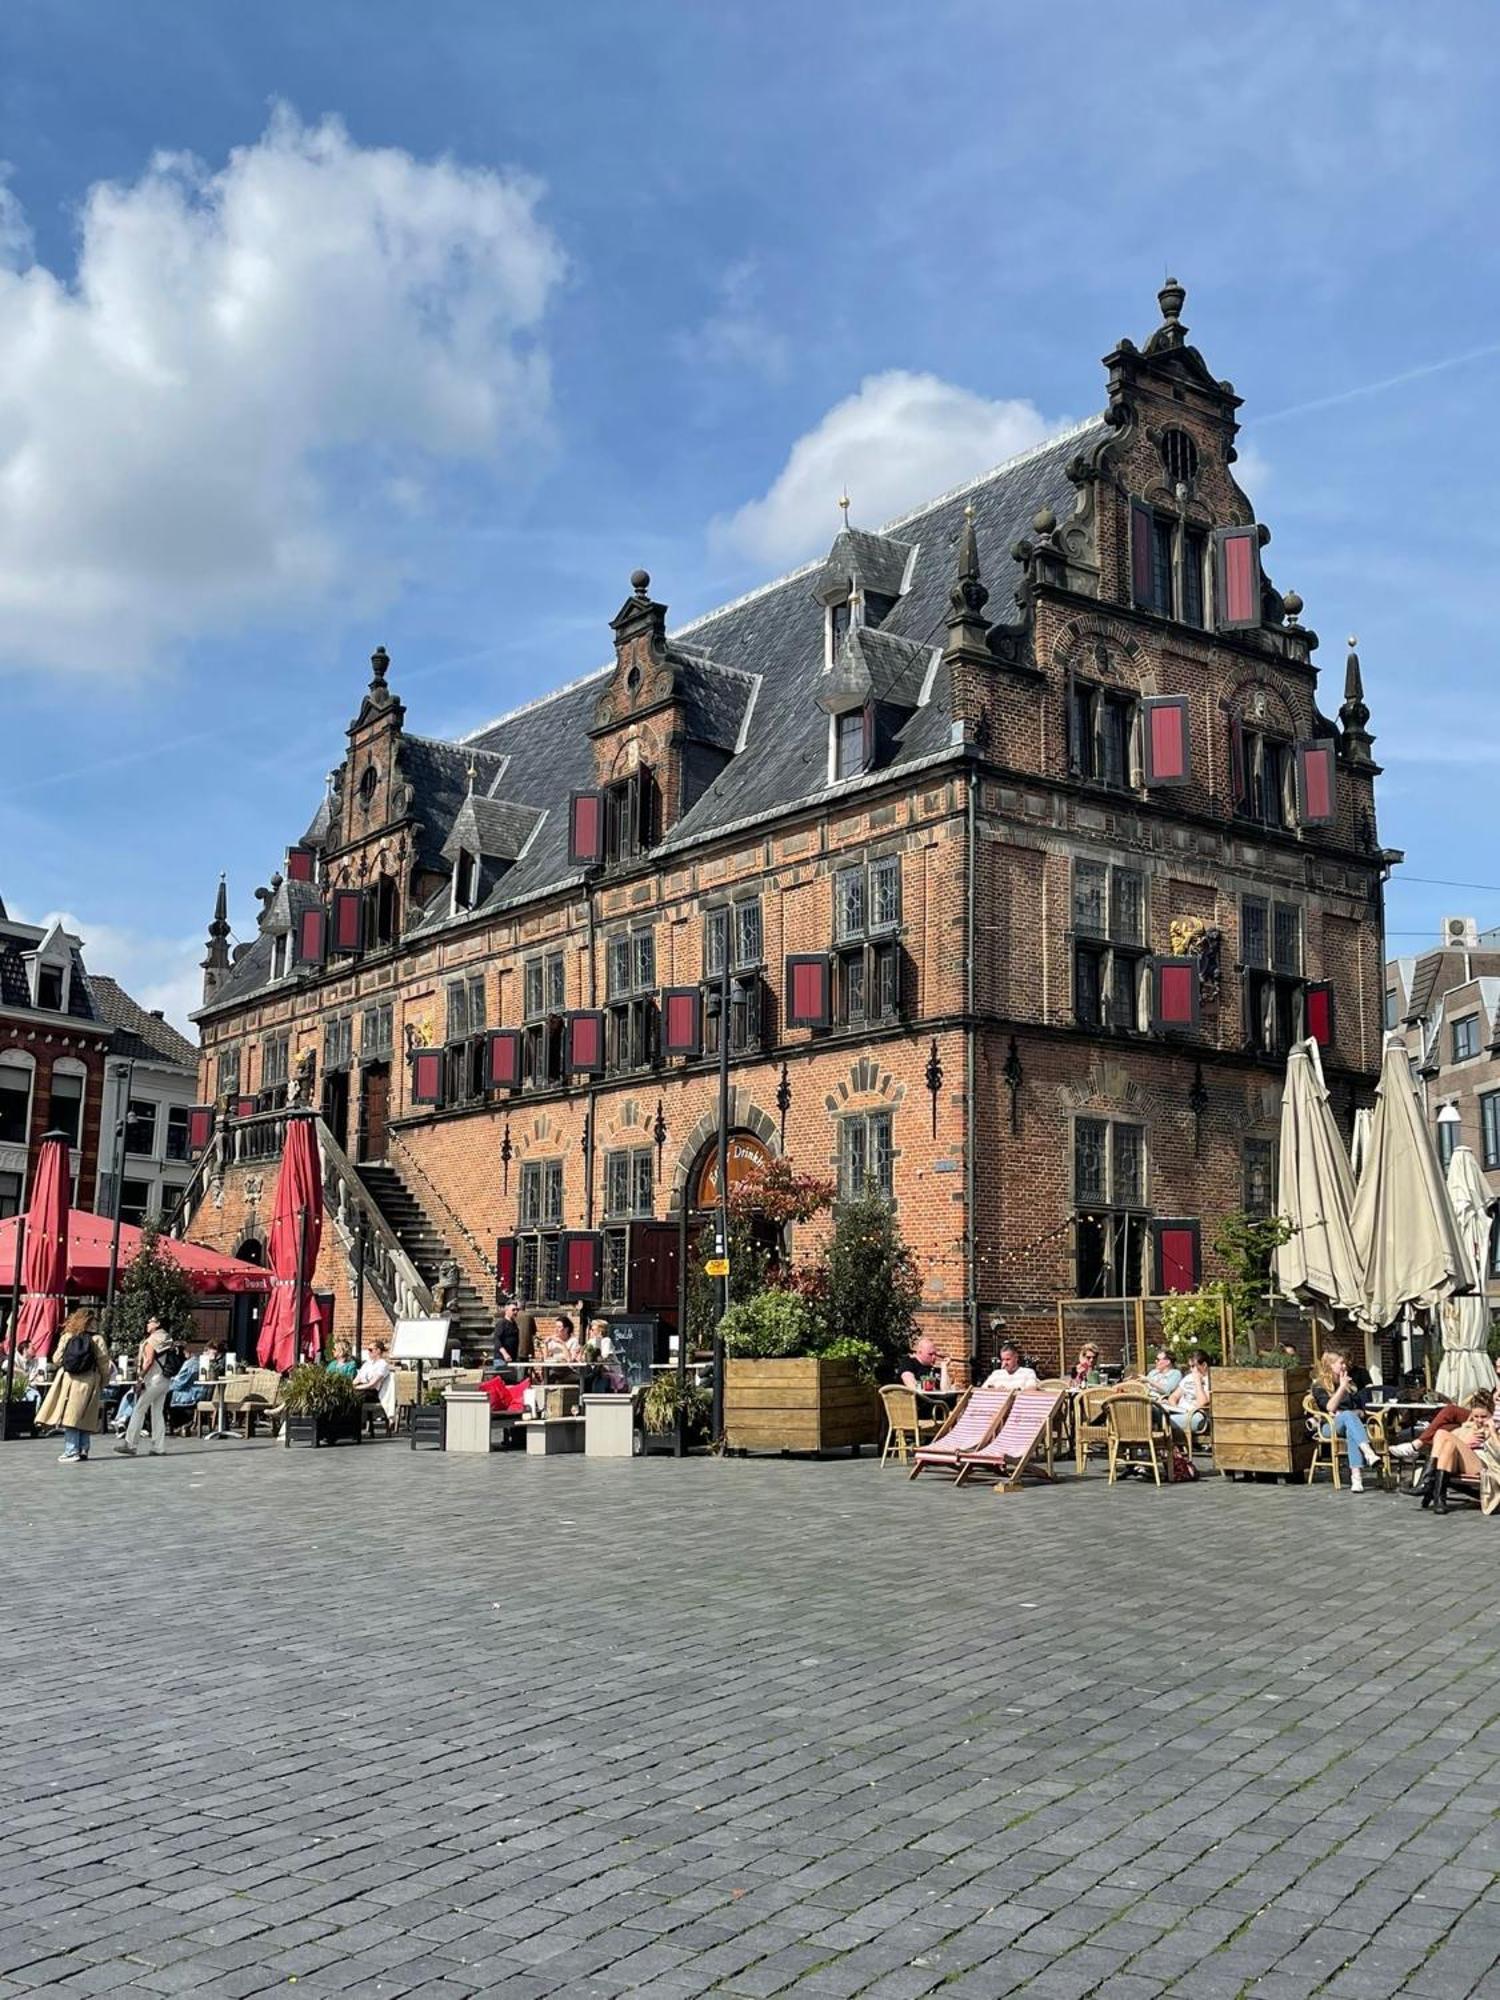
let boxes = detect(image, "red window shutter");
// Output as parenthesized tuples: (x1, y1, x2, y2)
(285, 846, 315, 884)
(295, 906, 327, 966)
(562, 1231, 602, 1299)
(186, 1105, 215, 1154)
(495, 1237, 518, 1296)
(486, 1028, 522, 1091)
(569, 790, 604, 868)
(1154, 1219, 1202, 1295)
(1214, 525, 1261, 631)
(410, 1049, 443, 1105)
(330, 888, 365, 954)
(1151, 956, 1200, 1034)
(662, 986, 703, 1058)
(785, 954, 831, 1029)
(234, 1095, 258, 1122)
(1143, 695, 1190, 786)
(1305, 981, 1335, 1049)
(1295, 741, 1337, 827)
(565, 1010, 604, 1075)
(1130, 500, 1155, 609)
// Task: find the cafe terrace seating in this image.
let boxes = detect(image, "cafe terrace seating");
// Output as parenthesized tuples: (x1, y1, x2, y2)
(1105, 1394, 1167, 1486)
(952, 1389, 1065, 1491)
(878, 1384, 950, 1467)
(908, 1388, 1012, 1482)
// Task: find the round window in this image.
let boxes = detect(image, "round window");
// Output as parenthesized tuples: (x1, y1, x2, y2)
(358, 765, 378, 804)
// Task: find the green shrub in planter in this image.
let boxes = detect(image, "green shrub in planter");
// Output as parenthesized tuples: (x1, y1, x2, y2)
(282, 1363, 362, 1422)
(816, 1336, 882, 1383)
(719, 1289, 818, 1359)
(642, 1375, 712, 1441)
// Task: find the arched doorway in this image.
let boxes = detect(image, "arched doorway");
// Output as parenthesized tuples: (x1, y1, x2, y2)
(681, 1130, 782, 1347)
(230, 1236, 266, 1366)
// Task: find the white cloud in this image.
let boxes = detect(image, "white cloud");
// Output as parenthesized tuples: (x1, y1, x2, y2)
(1233, 441, 1272, 504)
(0, 107, 566, 672)
(674, 258, 788, 381)
(715, 371, 1069, 567)
(23, 908, 202, 1040)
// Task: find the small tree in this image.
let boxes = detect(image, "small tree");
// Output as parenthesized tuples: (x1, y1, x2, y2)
(821, 1190, 923, 1379)
(102, 1224, 197, 1356)
(1212, 1209, 1294, 1355)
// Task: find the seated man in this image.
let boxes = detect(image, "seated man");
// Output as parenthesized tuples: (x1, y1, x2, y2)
(352, 1340, 397, 1428)
(982, 1341, 1039, 1393)
(166, 1346, 219, 1432)
(899, 1335, 948, 1395)
(1144, 1348, 1182, 1401)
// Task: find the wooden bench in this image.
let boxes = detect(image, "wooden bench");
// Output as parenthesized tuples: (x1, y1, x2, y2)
(522, 1416, 586, 1456)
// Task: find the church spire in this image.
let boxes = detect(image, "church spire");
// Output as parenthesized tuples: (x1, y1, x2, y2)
(200, 874, 232, 1005)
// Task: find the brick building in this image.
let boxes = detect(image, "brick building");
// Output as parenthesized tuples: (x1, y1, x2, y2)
(1389, 919, 1500, 1296)
(182, 280, 1391, 1376)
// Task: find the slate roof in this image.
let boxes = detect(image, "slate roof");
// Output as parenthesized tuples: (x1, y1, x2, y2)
(88, 975, 197, 1069)
(198, 418, 1107, 1015)
(440, 794, 542, 865)
(813, 528, 916, 604)
(0, 933, 97, 1023)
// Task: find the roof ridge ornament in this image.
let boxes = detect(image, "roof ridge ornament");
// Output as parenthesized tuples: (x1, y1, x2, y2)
(1339, 634, 1376, 766)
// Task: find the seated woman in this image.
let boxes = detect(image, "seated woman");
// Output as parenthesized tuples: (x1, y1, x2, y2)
(1164, 1350, 1212, 1439)
(1312, 1351, 1379, 1492)
(1066, 1344, 1101, 1392)
(1144, 1348, 1182, 1401)
(352, 1339, 397, 1428)
(1394, 1388, 1492, 1466)
(1417, 1395, 1497, 1513)
(326, 1340, 357, 1380)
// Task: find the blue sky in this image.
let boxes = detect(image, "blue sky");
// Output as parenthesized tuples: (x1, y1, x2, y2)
(1, 0, 1498, 1028)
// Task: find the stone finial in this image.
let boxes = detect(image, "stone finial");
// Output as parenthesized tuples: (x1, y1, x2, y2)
(630, 569, 651, 599)
(948, 502, 989, 626)
(370, 645, 389, 687)
(1282, 589, 1303, 621)
(1158, 276, 1186, 326)
(200, 872, 232, 997)
(1032, 504, 1057, 536)
(1339, 635, 1374, 764)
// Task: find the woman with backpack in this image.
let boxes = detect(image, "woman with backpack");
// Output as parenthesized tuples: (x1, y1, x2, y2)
(36, 1308, 112, 1464)
(112, 1315, 183, 1459)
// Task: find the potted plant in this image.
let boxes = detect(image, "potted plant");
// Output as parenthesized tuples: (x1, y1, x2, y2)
(408, 1381, 446, 1451)
(1185, 1212, 1313, 1481)
(281, 1363, 364, 1447)
(2, 1374, 37, 1441)
(639, 1374, 712, 1455)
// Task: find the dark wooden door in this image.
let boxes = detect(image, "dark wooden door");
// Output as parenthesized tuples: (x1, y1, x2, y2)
(322, 1070, 350, 1153)
(359, 1063, 390, 1163)
(628, 1221, 680, 1327)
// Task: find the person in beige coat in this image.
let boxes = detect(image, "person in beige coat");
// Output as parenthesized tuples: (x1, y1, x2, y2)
(36, 1308, 112, 1464)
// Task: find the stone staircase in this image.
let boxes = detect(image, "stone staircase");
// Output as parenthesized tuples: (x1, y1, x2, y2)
(355, 1162, 492, 1355)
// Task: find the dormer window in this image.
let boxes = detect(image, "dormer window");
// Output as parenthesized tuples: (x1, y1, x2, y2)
(833, 707, 871, 782)
(269, 931, 292, 980)
(1068, 684, 1138, 790)
(36, 965, 64, 1011)
(827, 597, 851, 665)
(24, 928, 72, 1013)
(1129, 504, 1211, 630)
(604, 768, 654, 865)
(453, 849, 478, 913)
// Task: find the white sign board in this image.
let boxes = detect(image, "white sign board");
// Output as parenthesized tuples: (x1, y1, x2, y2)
(391, 1317, 453, 1362)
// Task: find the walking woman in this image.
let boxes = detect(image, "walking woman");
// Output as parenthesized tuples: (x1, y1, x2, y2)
(36, 1308, 111, 1464)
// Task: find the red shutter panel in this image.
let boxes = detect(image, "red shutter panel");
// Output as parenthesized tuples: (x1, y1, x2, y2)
(1305, 981, 1335, 1049)
(410, 1049, 443, 1105)
(495, 1237, 518, 1297)
(485, 1028, 522, 1091)
(569, 790, 604, 868)
(285, 846, 315, 884)
(662, 986, 703, 1058)
(1150, 956, 1200, 1034)
(785, 954, 831, 1029)
(330, 888, 365, 955)
(1153, 1219, 1202, 1295)
(234, 1095, 258, 1122)
(565, 1010, 605, 1075)
(1130, 500, 1155, 609)
(186, 1106, 215, 1154)
(1295, 741, 1337, 827)
(295, 906, 328, 966)
(1214, 525, 1261, 631)
(562, 1231, 602, 1299)
(1143, 695, 1191, 786)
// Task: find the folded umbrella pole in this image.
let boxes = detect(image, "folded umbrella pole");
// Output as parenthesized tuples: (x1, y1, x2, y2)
(1274, 1040, 1369, 1338)
(1437, 1145, 1495, 1402)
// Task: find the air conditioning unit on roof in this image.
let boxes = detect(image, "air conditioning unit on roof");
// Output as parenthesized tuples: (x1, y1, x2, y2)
(1443, 915, 1479, 949)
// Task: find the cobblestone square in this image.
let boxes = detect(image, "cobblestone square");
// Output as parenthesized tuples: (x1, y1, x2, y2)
(2, 1442, 1497, 1998)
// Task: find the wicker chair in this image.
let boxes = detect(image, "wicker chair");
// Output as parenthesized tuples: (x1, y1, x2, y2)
(1105, 1394, 1166, 1486)
(1075, 1386, 1116, 1476)
(879, 1384, 948, 1467)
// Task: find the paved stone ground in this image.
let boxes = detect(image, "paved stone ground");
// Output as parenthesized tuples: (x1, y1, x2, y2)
(2, 1437, 1499, 2000)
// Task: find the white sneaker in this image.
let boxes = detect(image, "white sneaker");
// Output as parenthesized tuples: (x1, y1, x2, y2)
(1390, 1442, 1417, 1461)
(1360, 1443, 1378, 1466)
(1350, 1469, 1365, 1492)
(57, 1451, 78, 1464)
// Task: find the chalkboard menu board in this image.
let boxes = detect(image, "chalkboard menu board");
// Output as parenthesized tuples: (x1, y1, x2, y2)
(605, 1315, 662, 1389)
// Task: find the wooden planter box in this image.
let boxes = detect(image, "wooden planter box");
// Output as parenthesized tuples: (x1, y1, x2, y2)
(1, 1403, 37, 1440)
(408, 1402, 446, 1451)
(724, 1357, 881, 1456)
(284, 1410, 363, 1448)
(1212, 1366, 1313, 1481)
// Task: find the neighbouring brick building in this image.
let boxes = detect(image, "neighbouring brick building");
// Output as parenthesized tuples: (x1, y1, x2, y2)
(183, 280, 1392, 1377)
(1389, 919, 1500, 1296)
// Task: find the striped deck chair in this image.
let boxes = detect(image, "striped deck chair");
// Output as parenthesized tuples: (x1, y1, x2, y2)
(908, 1388, 1013, 1481)
(954, 1389, 1066, 1491)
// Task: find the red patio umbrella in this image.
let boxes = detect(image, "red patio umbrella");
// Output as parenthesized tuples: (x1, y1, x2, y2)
(14, 1131, 70, 1358)
(256, 1114, 327, 1372)
(0, 1212, 273, 1295)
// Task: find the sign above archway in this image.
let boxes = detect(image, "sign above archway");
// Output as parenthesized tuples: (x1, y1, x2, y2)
(693, 1131, 774, 1210)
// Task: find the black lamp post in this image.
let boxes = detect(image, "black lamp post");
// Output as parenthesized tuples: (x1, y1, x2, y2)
(103, 1056, 136, 1328)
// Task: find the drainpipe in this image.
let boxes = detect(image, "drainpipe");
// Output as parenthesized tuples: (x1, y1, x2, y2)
(965, 769, 979, 1380)
(583, 886, 597, 1231)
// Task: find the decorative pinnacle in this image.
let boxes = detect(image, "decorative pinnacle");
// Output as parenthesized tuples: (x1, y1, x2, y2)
(370, 645, 389, 686)
(466, 753, 477, 794)
(1158, 275, 1186, 325)
(838, 491, 851, 527)
(630, 568, 651, 599)
(1282, 589, 1304, 622)
(1032, 504, 1057, 536)
(948, 502, 989, 627)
